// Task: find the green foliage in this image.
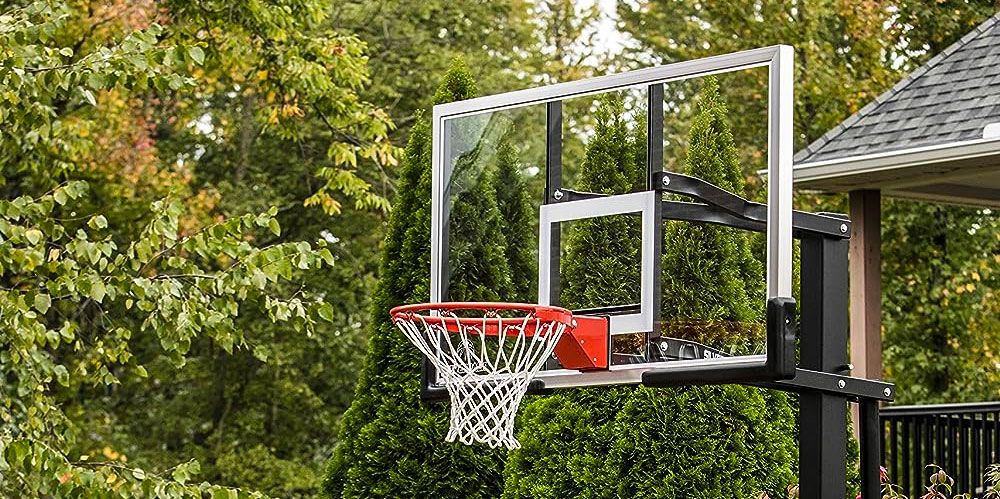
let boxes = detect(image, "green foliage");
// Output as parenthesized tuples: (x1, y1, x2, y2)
(881, 201, 1000, 403)
(165, 0, 398, 216)
(0, 183, 335, 497)
(324, 60, 510, 499)
(505, 82, 796, 499)
(891, 1, 999, 55)
(329, 2, 538, 138)
(0, 1, 398, 496)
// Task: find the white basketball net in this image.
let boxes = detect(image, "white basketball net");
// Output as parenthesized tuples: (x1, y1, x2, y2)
(393, 307, 569, 449)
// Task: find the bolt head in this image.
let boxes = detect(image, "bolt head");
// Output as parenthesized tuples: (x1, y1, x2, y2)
(661, 175, 670, 186)
(553, 189, 564, 200)
(883, 387, 892, 397)
(837, 379, 846, 389)
(840, 223, 848, 233)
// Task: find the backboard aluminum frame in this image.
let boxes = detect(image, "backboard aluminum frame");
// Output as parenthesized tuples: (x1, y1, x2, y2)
(429, 45, 794, 387)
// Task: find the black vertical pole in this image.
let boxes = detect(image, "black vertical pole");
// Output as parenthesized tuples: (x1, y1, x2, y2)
(860, 399, 882, 499)
(646, 84, 664, 357)
(646, 84, 664, 190)
(545, 101, 563, 305)
(799, 235, 849, 499)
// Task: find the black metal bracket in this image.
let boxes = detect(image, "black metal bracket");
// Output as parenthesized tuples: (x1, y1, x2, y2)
(550, 178, 851, 240)
(759, 369, 895, 402)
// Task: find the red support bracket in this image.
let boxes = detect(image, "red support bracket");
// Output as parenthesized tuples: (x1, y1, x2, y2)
(554, 315, 609, 371)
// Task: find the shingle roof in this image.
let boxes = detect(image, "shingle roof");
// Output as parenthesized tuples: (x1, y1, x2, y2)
(795, 12, 1000, 164)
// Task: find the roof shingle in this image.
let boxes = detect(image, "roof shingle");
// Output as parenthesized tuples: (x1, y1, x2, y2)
(796, 12, 1000, 164)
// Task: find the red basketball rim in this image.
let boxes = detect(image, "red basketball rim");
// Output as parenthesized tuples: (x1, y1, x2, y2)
(390, 302, 575, 334)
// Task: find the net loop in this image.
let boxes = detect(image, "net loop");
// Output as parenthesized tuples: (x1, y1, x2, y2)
(391, 302, 573, 449)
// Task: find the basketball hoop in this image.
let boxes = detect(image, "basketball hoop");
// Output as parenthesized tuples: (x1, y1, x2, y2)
(391, 302, 579, 449)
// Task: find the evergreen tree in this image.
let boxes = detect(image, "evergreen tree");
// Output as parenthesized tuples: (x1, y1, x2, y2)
(504, 81, 796, 498)
(661, 76, 762, 348)
(323, 60, 509, 499)
(493, 136, 538, 302)
(561, 94, 645, 309)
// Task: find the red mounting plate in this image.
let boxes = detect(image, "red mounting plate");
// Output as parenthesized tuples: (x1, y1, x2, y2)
(554, 315, 609, 371)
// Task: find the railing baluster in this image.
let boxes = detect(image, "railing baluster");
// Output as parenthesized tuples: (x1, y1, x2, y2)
(925, 414, 933, 478)
(987, 412, 994, 484)
(961, 413, 969, 493)
(949, 414, 957, 487)
(994, 411, 1000, 465)
(915, 417, 924, 492)
(890, 417, 898, 483)
(969, 413, 985, 492)
(933, 415, 944, 472)
(902, 416, 911, 493)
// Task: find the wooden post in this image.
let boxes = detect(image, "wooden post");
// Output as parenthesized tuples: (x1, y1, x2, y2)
(849, 190, 882, 436)
(849, 189, 882, 380)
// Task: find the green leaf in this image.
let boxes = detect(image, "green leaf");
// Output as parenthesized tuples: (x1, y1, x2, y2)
(25, 228, 42, 245)
(87, 72, 105, 90)
(132, 468, 146, 480)
(188, 46, 205, 65)
(89, 280, 106, 303)
(81, 88, 96, 106)
(319, 248, 335, 266)
(33, 293, 50, 314)
(267, 218, 280, 237)
(53, 365, 68, 386)
(88, 215, 107, 229)
(135, 365, 148, 378)
(317, 302, 334, 322)
(58, 47, 73, 57)
(53, 189, 67, 205)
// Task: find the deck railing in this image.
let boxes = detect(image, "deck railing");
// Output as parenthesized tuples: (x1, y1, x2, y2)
(881, 402, 1000, 496)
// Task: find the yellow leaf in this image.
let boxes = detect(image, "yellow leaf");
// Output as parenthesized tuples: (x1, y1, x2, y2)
(257, 70, 268, 81)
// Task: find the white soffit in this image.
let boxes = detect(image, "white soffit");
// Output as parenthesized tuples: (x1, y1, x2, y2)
(788, 137, 1000, 208)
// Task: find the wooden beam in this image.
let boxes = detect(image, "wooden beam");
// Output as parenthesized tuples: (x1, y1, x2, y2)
(849, 190, 882, 381)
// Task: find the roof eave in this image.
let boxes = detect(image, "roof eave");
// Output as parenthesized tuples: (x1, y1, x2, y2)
(787, 138, 1000, 208)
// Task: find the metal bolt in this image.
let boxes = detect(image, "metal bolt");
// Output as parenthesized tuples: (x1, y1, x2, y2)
(553, 189, 564, 200)
(837, 379, 846, 389)
(840, 223, 848, 233)
(661, 175, 671, 186)
(883, 387, 892, 397)
(592, 357, 598, 362)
